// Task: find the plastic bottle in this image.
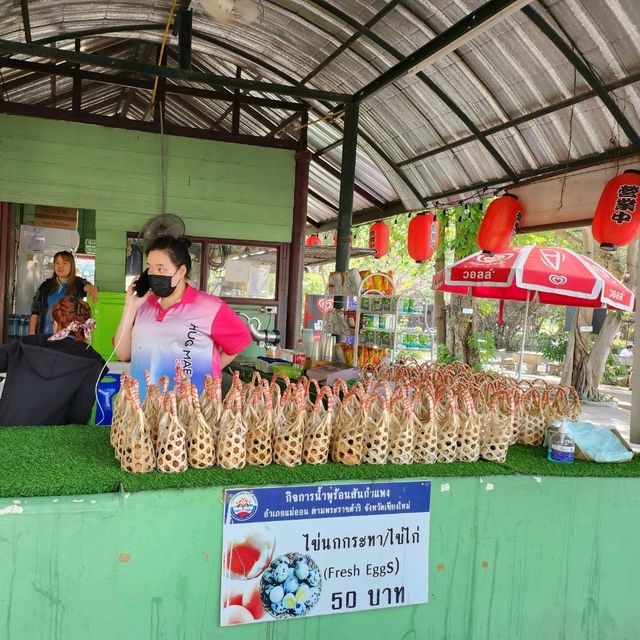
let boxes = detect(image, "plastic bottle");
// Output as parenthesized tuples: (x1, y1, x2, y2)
(19, 315, 28, 336)
(548, 423, 575, 464)
(293, 339, 306, 368)
(8, 314, 17, 340)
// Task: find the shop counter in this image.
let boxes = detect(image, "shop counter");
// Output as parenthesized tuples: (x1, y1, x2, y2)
(1, 425, 639, 640)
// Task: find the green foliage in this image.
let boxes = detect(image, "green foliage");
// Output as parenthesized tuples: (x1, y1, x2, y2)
(475, 299, 494, 317)
(436, 202, 485, 260)
(534, 332, 569, 363)
(467, 331, 497, 366)
(304, 271, 326, 295)
(602, 353, 630, 386)
(515, 228, 582, 249)
(436, 344, 455, 364)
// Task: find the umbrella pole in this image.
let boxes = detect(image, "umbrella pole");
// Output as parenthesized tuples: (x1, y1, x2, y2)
(517, 295, 531, 381)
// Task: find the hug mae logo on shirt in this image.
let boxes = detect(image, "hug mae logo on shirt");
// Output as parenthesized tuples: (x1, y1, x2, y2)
(183, 322, 199, 375)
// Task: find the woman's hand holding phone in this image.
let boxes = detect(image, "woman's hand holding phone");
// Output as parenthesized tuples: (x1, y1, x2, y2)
(126, 271, 150, 309)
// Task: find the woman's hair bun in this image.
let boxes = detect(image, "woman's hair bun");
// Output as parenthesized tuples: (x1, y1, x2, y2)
(177, 236, 192, 249)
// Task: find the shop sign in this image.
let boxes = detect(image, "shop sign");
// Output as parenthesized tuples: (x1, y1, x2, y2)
(220, 480, 431, 626)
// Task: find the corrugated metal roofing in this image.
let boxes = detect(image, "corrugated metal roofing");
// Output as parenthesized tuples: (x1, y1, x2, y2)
(0, 0, 638, 227)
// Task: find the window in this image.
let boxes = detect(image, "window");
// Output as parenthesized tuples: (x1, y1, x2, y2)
(125, 235, 283, 305)
(207, 244, 278, 300)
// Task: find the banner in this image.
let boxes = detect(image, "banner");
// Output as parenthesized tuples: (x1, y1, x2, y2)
(220, 480, 430, 626)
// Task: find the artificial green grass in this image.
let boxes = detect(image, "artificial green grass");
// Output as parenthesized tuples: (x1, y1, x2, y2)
(0, 425, 639, 499)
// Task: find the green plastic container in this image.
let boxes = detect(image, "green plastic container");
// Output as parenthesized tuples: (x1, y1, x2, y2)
(271, 364, 301, 380)
(91, 291, 125, 361)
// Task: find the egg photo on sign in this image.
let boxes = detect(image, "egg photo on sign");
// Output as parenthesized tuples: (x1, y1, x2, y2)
(224, 526, 276, 581)
(259, 552, 322, 618)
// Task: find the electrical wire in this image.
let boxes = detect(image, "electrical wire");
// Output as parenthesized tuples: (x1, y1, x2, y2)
(149, 0, 179, 115)
(93, 301, 135, 426)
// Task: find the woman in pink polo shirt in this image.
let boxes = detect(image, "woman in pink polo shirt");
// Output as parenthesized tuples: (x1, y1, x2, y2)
(114, 236, 252, 399)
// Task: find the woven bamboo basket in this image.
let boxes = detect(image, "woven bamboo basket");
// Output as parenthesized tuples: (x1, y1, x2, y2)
(245, 382, 274, 467)
(331, 387, 365, 465)
(456, 389, 480, 462)
(110, 372, 132, 454)
(567, 386, 581, 421)
(303, 386, 333, 465)
(480, 392, 514, 463)
(548, 385, 580, 423)
(156, 392, 188, 473)
(413, 391, 438, 464)
(273, 384, 306, 467)
(435, 392, 459, 463)
(121, 380, 155, 473)
(388, 390, 416, 465)
(200, 375, 222, 424)
(217, 389, 248, 470)
(186, 385, 216, 469)
(362, 391, 391, 465)
(142, 372, 168, 445)
(176, 379, 193, 426)
(510, 388, 526, 445)
(517, 387, 546, 445)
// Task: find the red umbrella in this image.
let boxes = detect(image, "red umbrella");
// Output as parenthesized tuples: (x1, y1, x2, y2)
(433, 245, 635, 377)
(434, 245, 634, 310)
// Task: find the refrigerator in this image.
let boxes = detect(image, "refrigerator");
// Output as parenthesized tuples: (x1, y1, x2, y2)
(14, 225, 81, 316)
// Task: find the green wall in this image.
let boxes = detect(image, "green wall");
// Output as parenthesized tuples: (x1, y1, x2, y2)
(1, 475, 638, 640)
(0, 114, 295, 291)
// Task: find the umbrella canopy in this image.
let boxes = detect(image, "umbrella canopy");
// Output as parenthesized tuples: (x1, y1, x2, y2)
(433, 245, 634, 312)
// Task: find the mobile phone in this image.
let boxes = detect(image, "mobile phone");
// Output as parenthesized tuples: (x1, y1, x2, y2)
(134, 269, 150, 297)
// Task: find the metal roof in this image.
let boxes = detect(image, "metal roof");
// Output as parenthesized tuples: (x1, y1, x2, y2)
(0, 0, 638, 229)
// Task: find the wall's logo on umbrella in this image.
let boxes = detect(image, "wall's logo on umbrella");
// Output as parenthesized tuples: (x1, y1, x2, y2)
(476, 252, 513, 264)
(549, 274, 568, 286)
(539, 248, 564, 272)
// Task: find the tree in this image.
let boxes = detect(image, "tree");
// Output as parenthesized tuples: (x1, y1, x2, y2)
(561, 232, 638, 399)
(439, 204, 484, 366)
(475, 299, 556, 351)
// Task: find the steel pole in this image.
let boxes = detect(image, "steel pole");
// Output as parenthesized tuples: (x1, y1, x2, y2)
(630, 264, 640, 443)
(335, 103, 359, 274)
(517, 295, 531, 380)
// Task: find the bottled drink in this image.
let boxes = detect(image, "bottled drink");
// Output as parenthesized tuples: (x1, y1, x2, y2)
(8, 314, 17, 340)
(293, 339, 306, 368)
(548, 423, 575, 464)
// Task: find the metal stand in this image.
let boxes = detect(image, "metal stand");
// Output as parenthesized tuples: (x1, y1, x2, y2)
(516, 295, 531, 381)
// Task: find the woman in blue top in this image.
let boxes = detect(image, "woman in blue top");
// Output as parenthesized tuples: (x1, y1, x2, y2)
(29, 250, 99, 335)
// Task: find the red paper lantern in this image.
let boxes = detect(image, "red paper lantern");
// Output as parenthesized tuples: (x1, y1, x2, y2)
(369, 221, 389, 259)
(477, 194, 523, 255)
(408, 212, 439, 262)
(305, 234, 321, 247)
(592, 170, 640, 251)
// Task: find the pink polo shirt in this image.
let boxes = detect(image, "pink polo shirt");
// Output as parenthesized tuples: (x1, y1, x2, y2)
(131, 285, 252, 399)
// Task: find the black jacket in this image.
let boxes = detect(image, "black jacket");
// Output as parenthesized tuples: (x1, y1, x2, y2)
(0, 336, 107, 426)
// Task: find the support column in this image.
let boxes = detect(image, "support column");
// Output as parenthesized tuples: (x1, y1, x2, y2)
(0, 203, 13, 343)
(285, 149, 312, 347)
(335, 103, 360, 273)
(72, 39, 81, 114)
(630, 264, 640, 443)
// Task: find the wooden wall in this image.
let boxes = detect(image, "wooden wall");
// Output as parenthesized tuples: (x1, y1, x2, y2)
(0, 114, 295, 291)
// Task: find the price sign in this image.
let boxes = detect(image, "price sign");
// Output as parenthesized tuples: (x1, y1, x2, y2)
(220, 481, 431, 626)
